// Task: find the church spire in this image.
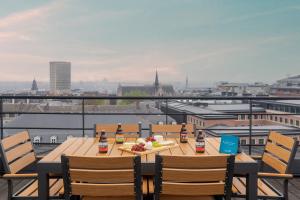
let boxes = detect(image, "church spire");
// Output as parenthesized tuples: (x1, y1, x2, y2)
(154, 69, 159, 88)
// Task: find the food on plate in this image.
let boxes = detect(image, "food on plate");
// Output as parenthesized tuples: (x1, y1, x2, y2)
(145, 141, 153, 150)
(123, 142, 136, 149)
(152, 141, 162, 148)
(160, 141, 175, 146)
(154, 135, 164, 143)
(131, 143, 146, 152)
(136, 138, 146, 145)
(146, 136, 156, 142)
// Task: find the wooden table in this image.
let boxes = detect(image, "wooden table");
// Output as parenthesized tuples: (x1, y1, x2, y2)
(37, 137, 258, 200)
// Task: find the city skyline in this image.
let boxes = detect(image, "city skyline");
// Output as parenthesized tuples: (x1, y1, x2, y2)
(0, 0, 300, 83)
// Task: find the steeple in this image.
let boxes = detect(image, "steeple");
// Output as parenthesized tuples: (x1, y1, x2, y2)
(31, 78, 38, 91)
(185, 75, 188, 89)
(154, 70, 159, 88)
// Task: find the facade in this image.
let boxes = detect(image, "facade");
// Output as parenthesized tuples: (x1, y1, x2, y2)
(117, 71, 175, 96)
(50, 61, 71, 94)
(216, 82, 269, 96)
(270, 75, 300, 96)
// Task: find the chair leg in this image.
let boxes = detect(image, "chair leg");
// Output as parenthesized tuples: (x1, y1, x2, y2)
(7, 179, 13, 200)
(283, 179, 289, 200)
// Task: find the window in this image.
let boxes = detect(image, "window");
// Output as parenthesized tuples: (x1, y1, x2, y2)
(33, 136, 41, 143)
(296, 120, 300, 127)
(50, 136, 57, 143)
(241, 115, 245, 120)
(290, 119, 294, 125)
(240, 139, 247, 145)
(258, 139, 265, 145)
(251, 139, 256, 145)
(67, 135, 73, 140)
(270, 116, 273, 121)
(274, 116, 278, 122)
(285, 118, 288, 124)
(279, 117, 283, 123)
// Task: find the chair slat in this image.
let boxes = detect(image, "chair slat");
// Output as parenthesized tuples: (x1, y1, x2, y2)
(162, 182, 225, 196)
(262, 153, 287, 174)
(264, 142, 291, 163)
(70, 169, 134, 183)
(6, 142, 34, 163)
(67, 155, 134, 170)
(162, 155, 228, 169)
(2, 131, 30, 150)
(163, 168, 226, 182)
(268, 131, 295, 150)
(151, 124, 194, 134)
(71, 183, 134, 196)
(9, 152, 36, 174)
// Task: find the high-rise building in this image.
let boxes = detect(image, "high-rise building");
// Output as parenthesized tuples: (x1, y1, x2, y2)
(50, 61, 71, 94)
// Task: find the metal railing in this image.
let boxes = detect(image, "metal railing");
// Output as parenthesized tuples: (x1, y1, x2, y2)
(0, 95, 300, 155)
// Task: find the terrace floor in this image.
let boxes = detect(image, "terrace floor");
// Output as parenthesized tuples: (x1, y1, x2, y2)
(1, 178, 300, 200)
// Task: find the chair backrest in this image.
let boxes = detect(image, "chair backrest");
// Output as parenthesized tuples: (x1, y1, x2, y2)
(61, 155, 142, 200)
(262, 131, 299, 174)
(0, 131, 36, 174)
(154, 154, 235, 200)
(94, 123, 142, 137)
(150, 124, 195, 137)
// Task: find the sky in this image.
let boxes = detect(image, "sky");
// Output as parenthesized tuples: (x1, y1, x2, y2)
(0, 0, 300, 85)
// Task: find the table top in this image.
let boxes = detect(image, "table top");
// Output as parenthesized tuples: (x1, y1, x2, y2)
(40, 137, 255, 164)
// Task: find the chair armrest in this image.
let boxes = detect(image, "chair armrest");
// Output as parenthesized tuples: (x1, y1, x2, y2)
(2, 173, 37, 179)
(258, 172, 293, 179)
(251, 155, 262, 160)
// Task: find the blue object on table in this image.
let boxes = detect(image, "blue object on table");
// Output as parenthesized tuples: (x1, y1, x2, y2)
(219, 135, 239, 155)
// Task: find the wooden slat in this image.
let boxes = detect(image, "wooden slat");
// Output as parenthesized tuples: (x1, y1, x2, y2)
(232, 177, 246, 195)
(83, 196, 134, 200)
(49, 179, 64, 196)
(161, 155, 228, 169)
(148, 177, 154, 194)
(41, 138, 77, 162)
(265, 142, 291, 163)
(68, 155, 135, 170)
(95, 124, 140, 134)
(70, 169, 134, 183)
(151, 124, 194, 134)
(160, 195, 214, 200)
(73, 138, 96, 156)
(143, 177, 148, 195)
(55, 138, 87, 161)
(9, 152, 36, 174)
(17, 180, 38, 196)
(269, 131, 295, 150)
(1, 131, 30, 150)
(5, 142, 33, 163)
(257, 179, 279, 197)
(176, 138, 195, 155)
(162, 168, 226, 182)
(162, 182, 225, 196)
(71, 183, 134, 196)
(262, 153, 287, 174)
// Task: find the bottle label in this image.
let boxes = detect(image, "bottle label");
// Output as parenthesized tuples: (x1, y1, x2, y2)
(116, 135, 125, 143)
(99, 143, 108, 153)
(196, 141, 205, 153)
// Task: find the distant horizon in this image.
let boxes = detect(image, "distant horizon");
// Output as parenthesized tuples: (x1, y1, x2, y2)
(0, 1, 299, 83)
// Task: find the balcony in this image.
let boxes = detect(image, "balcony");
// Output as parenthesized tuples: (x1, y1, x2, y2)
(1, 95, 300, 199)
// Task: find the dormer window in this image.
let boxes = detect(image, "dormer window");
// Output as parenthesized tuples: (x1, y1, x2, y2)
(50, 136, 57, 143)
(33, 136, 41, 144)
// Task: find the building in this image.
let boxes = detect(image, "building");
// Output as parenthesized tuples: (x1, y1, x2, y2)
(50, 61, 71, 94)
(270, 75, 300, 96)
(117, 71, 175, 96)
(216, 82, 269, 96)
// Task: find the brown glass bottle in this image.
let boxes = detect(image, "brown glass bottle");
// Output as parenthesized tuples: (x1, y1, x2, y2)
(180, 123, 188, 143)
(115, 123, 125, 144)
(98, 130, 108, 153)
(195, 130, 205, 153)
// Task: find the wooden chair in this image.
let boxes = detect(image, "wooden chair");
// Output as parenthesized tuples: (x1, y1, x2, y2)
(154, 154, 235, 200)
(61, 155, 143, 200)
(150, 124, 196, 138)
(94, 123, 142, 138)
(232, 131, 299, 199)
(0, 131, 63, 199)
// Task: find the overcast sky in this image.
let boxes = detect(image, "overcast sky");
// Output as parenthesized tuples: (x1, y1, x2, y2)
(0, 0, 299, 84)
